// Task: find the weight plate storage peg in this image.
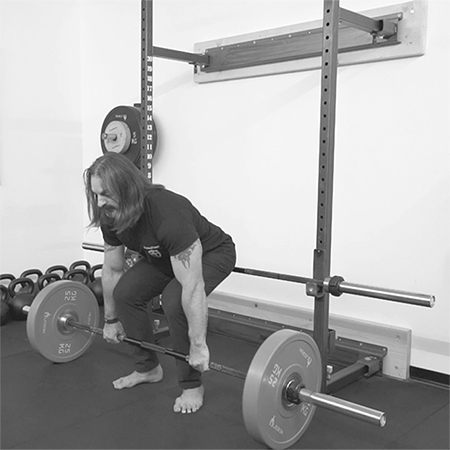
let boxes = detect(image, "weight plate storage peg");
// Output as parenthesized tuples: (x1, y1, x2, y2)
(26, 281, 100, 363)
(243, 329, 322, 450)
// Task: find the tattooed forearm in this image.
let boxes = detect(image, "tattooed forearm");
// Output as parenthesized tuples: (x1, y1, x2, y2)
(176, 241, 198, 269)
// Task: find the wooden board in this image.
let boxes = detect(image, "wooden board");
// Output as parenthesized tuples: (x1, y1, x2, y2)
(207, 290, 412, 379)
(194, 1, 427, 83)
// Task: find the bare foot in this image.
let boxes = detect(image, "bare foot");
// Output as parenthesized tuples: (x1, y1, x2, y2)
(173, 385, 204, 413)
(113, 365, 163, 389)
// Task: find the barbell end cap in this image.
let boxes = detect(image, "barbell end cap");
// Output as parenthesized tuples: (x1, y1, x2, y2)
(429, 296, 436, 308)
(380, 413, 387, 427)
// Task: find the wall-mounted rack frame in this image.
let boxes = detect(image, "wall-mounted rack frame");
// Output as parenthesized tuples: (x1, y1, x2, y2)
(140, 0, 154, 180)
(122, 0, 433, 394)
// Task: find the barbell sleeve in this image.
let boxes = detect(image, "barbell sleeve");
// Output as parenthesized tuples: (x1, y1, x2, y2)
(298, 388, 386, 427)
(335, 281, 435, 308)
(101, 133, 117, 141)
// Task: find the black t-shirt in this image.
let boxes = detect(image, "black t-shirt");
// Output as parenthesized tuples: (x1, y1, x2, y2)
(101, 188, 232, 276)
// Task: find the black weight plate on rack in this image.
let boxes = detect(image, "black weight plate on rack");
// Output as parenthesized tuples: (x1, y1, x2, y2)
(100, 105, 158, 169)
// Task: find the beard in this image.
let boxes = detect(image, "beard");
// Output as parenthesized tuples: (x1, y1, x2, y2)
(100, 205, 117, 219)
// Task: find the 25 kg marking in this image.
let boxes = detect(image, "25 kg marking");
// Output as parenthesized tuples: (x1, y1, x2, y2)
(268, 364, 283, 387)
(58, 343, 72, 354)
(64, 290, 77, 302)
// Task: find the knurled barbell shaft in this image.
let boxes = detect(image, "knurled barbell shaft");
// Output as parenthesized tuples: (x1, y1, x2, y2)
(233, 266, 316, 285)
(65, 318, 248, 380)
(22, 304, 247, 378)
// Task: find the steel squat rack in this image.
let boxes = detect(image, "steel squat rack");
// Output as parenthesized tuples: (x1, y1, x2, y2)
(85, 0, 434, 393)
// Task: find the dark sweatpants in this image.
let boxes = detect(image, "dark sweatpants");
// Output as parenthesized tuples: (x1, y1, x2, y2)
(113, 239, 236, 390)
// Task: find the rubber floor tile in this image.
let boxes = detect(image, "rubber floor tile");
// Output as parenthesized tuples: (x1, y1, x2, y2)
(7, 391, 260, 449)
(2, 321, 449, 450)
(385, 403, 450, 449)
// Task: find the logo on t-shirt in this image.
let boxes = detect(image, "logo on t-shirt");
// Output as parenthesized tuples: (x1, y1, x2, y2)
(144, 245, 162, 258)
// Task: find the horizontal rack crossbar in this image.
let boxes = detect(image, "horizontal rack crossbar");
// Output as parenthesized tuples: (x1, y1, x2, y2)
(154, 46, 209, 65)
(339, 8, 397, 37)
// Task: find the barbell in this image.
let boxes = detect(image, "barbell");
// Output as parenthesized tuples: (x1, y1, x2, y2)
(82, 242, 435, 308)
(22, 280, 385, 450)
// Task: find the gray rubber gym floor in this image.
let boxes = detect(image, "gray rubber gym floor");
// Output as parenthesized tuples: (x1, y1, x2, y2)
(1, 318, 449, 449)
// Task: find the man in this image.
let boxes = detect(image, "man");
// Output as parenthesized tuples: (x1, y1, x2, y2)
(84, 153, 236, 414)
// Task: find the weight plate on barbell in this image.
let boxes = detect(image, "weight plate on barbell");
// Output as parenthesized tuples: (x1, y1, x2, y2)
(242, 329, 322, 450)
(26, 281, 100, 363)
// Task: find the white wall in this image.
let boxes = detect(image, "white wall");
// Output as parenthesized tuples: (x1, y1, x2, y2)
(0, 0, 84, 273)
(80, 0, 449, 374)
(1, 0, 448, 374)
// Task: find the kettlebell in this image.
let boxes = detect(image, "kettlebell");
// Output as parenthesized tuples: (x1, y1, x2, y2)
(1, 301, 11, 326)
(88, 264, 103, 306)
(1, 284, 9, 303)
(38, 273, 61, 291)
(20, 269, 43, 298)
(1, 285, 11, 326)
(1, 273, 16, 293)
(8, 278, 35, 321)
(63, 268, 89, 285)
(1, 274, 15, 325)
(45, 265, 68, 278)
(0, 273, 16, 284)
(69, 261, 91, 283)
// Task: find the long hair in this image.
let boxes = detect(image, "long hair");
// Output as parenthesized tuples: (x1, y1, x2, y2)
(84, 153, 164, 234)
